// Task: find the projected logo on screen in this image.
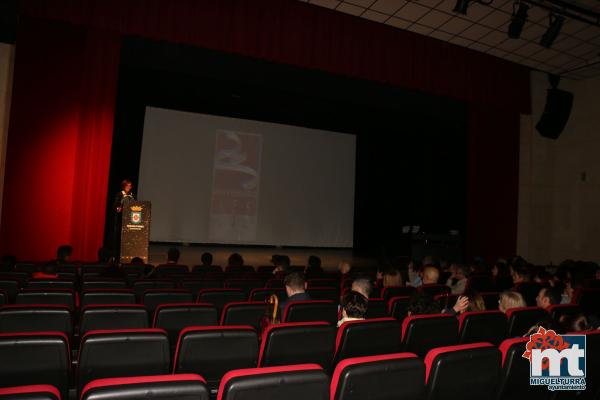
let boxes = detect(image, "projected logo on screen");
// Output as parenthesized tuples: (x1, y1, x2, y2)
(209, 130, 262, 242)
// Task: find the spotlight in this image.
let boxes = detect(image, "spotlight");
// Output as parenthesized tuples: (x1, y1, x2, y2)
(508, 2, 529, 39)
(540, 14, 565, 48)
(453, 0, 470, 14)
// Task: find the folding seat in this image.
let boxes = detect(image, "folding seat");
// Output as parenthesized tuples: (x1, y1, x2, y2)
(56, 264, 77, 274)
(505, 306, 547, 337)
(0, 332, 70, 399)
(334, 318, 402, 365)
(173, 326, 258, 391)
(369, 287, 382, 298)
(221, 302, 267, 331)
(265, 279, 284, 288)
(80, 374, 209, 400)
(258, 322, 336, 370)
(364, 298, 388, 319)
(547, 303, 581, 321)
(306, 287, 339, 301)
(181, 280, 223, 298)
(424, 343, 501, 400)
(132, 280, 174, 300)
(480, 291, 500, 310)
(122, 265, 145, 278)
(401, 314, 458, 357)
(81, 264, 107, 274)
(80, 305, 148, 336)
(217, 364, 329, 400)
(434, 293, 459, 310)
(224, 265, 254, 275)
(224, 279, 264, 294)
(142, 289, 194, 314)
(330, 353, 425, 400)
(0, 273, 28, 288)
(388, 296, 410, 321)
(15, 290, 75, 311)
(203, 272, 226, 281)
(573, 288, 600, 314)
(81, 280, 127, 291)
(0, 291, 5, 306)
(0, 280, 20, 302)
(0, 305, 72, 338)
(153, 303, 218, 351)
(196, 289, 246, 315)
(192, 265, 222, 274)
(257, 266, 275, 274)
(381, 286, 415, 301)
(496, 337, 549, 400)
(0, 385, 61, 400)
(153, 265, 189, 278)
(14, 263, 36, 273)
(458, 310, 507, 346)
(282, 300, 338, 325)
(26, 280, 74, 291)
(419, 284, 451, 297)
(77, 329, 170, 393)
(577, 330, 600, 399)
(308, 279, 338, 288)
(248, 288, 286, 302)
(80, 290, 136, 307)
(56, 272, 76, 281)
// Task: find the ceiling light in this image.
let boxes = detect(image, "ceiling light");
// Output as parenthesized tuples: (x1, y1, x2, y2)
(540, 14, 565, 48)
(453, 0, 470, 15)
(508, 2, 529, 39)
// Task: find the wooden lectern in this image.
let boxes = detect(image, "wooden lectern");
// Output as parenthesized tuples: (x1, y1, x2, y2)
(120, 200, 151, 264)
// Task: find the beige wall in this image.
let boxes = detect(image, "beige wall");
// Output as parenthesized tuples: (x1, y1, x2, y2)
(518, 71, 600, 264)
(0, 43, 16, 226)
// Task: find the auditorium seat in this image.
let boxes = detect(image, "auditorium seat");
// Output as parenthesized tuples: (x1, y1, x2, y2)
(308, 279, 338, 288)
(80, 305, 148, 336)
(173, 326, 258, 391)
(220, 302, 266, 331)
(26, 280, 74, 291)
(132, 280, 174, 300)
(381, 286, 415, 301)
(80, 264, 107, 274)
(480, 292, 500, 310)
(258, 322, 336, 370)
(419, 284, 451, 297)
(196, 289, 247, 315)
(334, 318, 402, 365)
(265, 279, 284, 288)
(434, 293, 459, 310)
(217, 364, 329, 400)
(0, 291, 5, 306)
(180, 280, 223, 297)
(142, 289, 194, 315)
(224, 279, 264, 295)
(401, 314, 458, 357)
(153, 265, 189, 278)
(0, 385, 61, 400)
(330, 353, 425, 400)
(81, 280, 127, 291)
(77, 329, 171, 393)
(0, 279, 24, 300)
(0, 305, 72, 337)
(192, 265, 222, 274)
(424, 343, 501, 400)
(547, 303, 581, 321)
(364, 298, 388, 319)
(80, 290, 136, 307)
(80, 374, 209, 400)
(282, 300, 338, 325)
(573, 288, 600, 314)
(15, 290, 75, 311)
(306, 287, 339, 302)
(248, 288, 286, 302)
(496, 337, 548, 400)
(0, 332, 70, 399)
(388, 296, 411, 321)
(14, 264, 36, 274)
(122, 265, 145, 278)
(505, 306, 547, 337)
(257, 266, 276, 274)
(458, 311, 507, 346)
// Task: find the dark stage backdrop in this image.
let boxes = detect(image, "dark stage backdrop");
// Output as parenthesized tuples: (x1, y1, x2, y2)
(0, 0, 529, 261)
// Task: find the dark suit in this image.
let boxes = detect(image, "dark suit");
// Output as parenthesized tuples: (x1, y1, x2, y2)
(278, 292, 312, 321)
(111, 191, 134, 259)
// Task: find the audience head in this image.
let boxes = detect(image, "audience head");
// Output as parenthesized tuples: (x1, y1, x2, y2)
(565, 313, 591, 332)
(422, 266, 440, 285)
(56, 245, 73, 263)
(536, 286, 562, 309)
(351, 277, 372, 299)
(498, 290, 526, 313)
(466, 292, 486, 312)
(564, 276, 584, 302)
(97, 246, 111, 263)
(338, 261, 352, 275)
(284, 271, 306, 296)
(341, 290, 368, 320)
(383, 268, 403, 287)
(511, 260, 531, 283)
(201, 252, 213, 266)
(307, 255, 322, 272)
(453, 264, 470, 280)
(130, 257, 144, 264)
(492, 259, 509, 278)
(408, 293, 441, 316)
(228, 252, 244, 267)
(167, 247, 180, 263)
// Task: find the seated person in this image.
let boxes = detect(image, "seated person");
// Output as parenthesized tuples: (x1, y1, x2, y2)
(446, 264, 469, 295)
(199, 252, 213, 268)
(32, 262, 59, 279)
(56, 244, 73, 264)
(383, 268, 403, 288)
(464, 290, 486, 312)
(498, 290, 526, 313)
(337, 290, 368, 327)
(278, 272, 311, 318)
(422, 266, 440, 285)
(407, 292, 469, 316)
(407, 260, 422, 287)
(351, 276, 372, 299)
(536, 286, 562, 310)
(338, 261, 352, 278)
(305, 255, 324, 277)
(273, 255, 291, 277)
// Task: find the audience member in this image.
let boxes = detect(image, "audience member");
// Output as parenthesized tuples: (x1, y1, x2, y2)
(422, 266, 440, 285)
(32, 262, 59, 279)
(228, 253, 244, 268)
(337, 290, 368, 327)
(498, 290, 526, 313)
(97, 246, 111, 264)
(407, 293, 441, 316)
(305, 255, 324, 277)
(200, 252, 213, 267)
(382, 268, 403, 287)
(407, 260, 422, 287)
(535, 286, 562, 310)
(273, 255, 291, 276)
(446, 264, 469, 294)
(338, 261, 352, 277)
(278, 272, 311, 318)
(351, 276, 372, 299)
(167, 247, 180, 264)
(56, 245, 73, 264)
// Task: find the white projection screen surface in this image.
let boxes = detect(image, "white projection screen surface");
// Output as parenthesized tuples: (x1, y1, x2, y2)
(138, 107, 356, 247)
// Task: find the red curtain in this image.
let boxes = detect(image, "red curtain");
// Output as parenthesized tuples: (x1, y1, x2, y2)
(1, 0, 530, 261)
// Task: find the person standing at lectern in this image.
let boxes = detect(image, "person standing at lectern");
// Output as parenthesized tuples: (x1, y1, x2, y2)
(112, 179, 135, 260)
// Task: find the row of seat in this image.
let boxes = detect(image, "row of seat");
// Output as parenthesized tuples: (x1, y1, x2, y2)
(2, 331, 598, 400)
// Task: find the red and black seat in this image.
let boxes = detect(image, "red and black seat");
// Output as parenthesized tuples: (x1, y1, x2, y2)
(334, 318, 402, 365)
(330, 353, 425, 400)
(388, 296, 411, 321)
(153, 303, 218, 350)
(220, 302, 267, 331)
(0, 305, 72, 338)
(15, 290, 75, 311)
(224, 279, 264, 295)
(258, 322, 336, 370)
(381, 286, 415, 301)
(424, 343, 501, 400)
(80, 374, 209, 400)
(419, 284, 451, 297)
(401, 314, 458, 357)
(217, 364, 329, 400)
(77, 329, 171, 393)
(180, 280, 223, 298)
(142, 289, 194, 314)
(480, 292, 500, 310)
(0, 332, 70, 399)
(26, 280, 75, 291)
(132, 280, 174, 300)
(364, 298, 388, 319)
(282, 300, 338, 324)
(0, 290, 5, 306)
(248, 288, 286, 302)
(573, 288, 600, 314)
(434, 293, 459, 310)
(80, 305, 148, 336)
(0, 280, 19, 302)
(173, 326, 258, 391)
(505, 306, 547, 337)
(196, 289, 246, 315)
(306, 287, 339, 302)
(80, 290, 136, 307)
(496, 337, 548, 400)
(458, 310, 507, 346)
(81, 280, 127, 291)
(547, 303, 581, 321)
(153, 265, 189, 278)
(308, 279, 338, 288)
(0, 385, 61, 400)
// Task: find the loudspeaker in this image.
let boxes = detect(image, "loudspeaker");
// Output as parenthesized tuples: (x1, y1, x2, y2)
(536, 88, 573, 139)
